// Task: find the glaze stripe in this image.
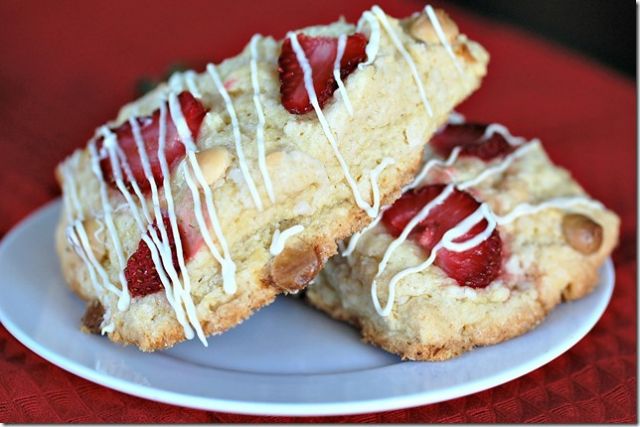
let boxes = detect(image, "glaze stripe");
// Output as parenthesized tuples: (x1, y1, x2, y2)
(207, 63, 264, 211)
(102, 124, 196, 340)
(168, 91, 238, 295)
(371, 134, 602, 316)
(356, 11, 381, 69)
(372, 6, 433, 117)
(288, 32, 386, 219)
(250, 35, 276, 204)
(424, 5, 464, 76)
(130, 114, 204, 342)
(88, 140, 130, 311)
(269, 225, 305, 256)
(333, 34, 354, 116)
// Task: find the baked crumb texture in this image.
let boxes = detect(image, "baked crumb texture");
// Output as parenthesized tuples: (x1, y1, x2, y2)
(55, 8, 489, 350)
(306, 140, 620, 361)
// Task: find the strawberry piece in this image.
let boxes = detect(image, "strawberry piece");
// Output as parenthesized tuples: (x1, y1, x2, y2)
(430, 123, 485, 157)
(339, 33, 368, 78)
(382, 184, 502, 288)
(99, 91, 207, 193)
(125, 216, 181, 298)
(430, 123, 516, 161)
(436, 230, 502, 289)
(278, 33, 367, 114)
(382, 185, 444, 237)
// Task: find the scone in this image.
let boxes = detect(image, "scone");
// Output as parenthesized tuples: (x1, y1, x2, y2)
(306, 119, 620, 361)
(55, 6, 489, 350)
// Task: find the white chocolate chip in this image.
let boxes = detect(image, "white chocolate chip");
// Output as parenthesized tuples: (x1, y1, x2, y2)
(489, 286, 511, 303)
(196, 147, 231, 185)
(265, 151, 286, 170)
(410, 10, 459, 44)
(294, 201, 313, 216)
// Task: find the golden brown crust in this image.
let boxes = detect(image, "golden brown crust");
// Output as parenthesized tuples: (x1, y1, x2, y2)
(307, 268, 602, 361)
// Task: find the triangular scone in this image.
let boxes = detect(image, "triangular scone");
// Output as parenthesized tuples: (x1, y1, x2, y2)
(306, 121, 620, 361)
(55, 7, 488, 351)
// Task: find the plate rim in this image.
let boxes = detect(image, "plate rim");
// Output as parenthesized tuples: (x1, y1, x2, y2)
(0, 200, 615, 416)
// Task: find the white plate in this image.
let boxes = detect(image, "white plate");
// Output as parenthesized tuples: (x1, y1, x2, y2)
(0, 200, 614, 416)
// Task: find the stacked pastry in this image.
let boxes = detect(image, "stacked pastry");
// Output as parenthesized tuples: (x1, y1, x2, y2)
(55, 5, 618, 358)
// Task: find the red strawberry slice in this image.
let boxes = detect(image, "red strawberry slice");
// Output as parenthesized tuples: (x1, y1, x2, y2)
(382, 184, 502, 288)
(339, 33, 368, 78)
(436, 230, 502, 289)
(430, 123, 516, 161)
(125, 215, 182, 298)
(99, 91, 207, 193)
(430, 123, 485, 157)
(278, 33, 367, 114)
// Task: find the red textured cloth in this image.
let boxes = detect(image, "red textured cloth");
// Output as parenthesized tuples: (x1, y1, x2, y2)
(0, 0, 635, 423)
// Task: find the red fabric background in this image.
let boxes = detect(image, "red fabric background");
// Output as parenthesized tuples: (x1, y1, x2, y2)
(0, 0, 635, 423)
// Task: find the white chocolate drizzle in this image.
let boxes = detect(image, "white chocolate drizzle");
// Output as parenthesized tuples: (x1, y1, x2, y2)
(342, 211, 383, 257)
(250, 35, 276, 204)
(356, 11, 381, 69)
(99, 126, 149, 228)
(98, 122, 199, 341)
(269, 225, 305, 256)
(287, 32, 385, 219)
(481, 123, 527, 147)
(129, 114, 204, 343)
(371, 6, 433, 117)
(333, 34, 354, 116)
(457, 141, 537, 190)
(62, 156, 114, 292)
(184, 71, 202, 98)
(168, 71, 202, 99)
(168, 73, 183, 93)
(447, 111, 465, 124)
(100, 321, 115, 334)
(374, 203, 495, 315)
(407, 146, 461, 191)
(342, 148, 456, 258)
(424, 5, 464, 76)
(168, 92, 237, 295)
(61, 154, 120, 334)
(88, 141, 130, 311)
(207, 63, 264, 211)
(370, 183, 455, 300)
(494, 197, 604, 225)
(340, 157, 395, 256)
(368, 157, 395, 215)
(342, 146, 458, 257)
(370, 130, 604, 316)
